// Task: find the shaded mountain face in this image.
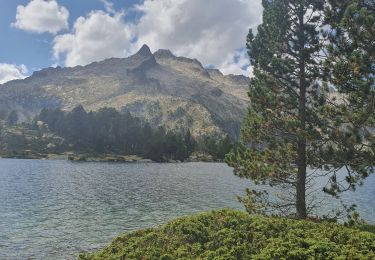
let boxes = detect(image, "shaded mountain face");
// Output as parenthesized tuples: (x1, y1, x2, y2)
(0, 45, 249, 138)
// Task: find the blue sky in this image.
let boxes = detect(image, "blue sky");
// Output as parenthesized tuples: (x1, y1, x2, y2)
(0, 0, 138, 70)
(0, 0, 263, 84)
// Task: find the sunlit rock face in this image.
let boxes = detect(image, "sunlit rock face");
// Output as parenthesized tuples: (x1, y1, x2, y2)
(0, 45, 249, 138)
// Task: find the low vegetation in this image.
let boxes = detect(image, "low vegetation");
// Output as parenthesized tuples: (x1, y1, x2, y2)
(79, 209, 375, 260)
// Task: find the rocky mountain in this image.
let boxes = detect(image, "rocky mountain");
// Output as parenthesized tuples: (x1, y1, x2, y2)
(0, 45, 249, 138)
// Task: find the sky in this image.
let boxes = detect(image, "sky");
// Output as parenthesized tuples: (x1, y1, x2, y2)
(0, 0, 263, 84)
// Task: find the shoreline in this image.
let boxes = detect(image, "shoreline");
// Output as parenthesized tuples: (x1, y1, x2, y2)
(0, 152, 222, 163)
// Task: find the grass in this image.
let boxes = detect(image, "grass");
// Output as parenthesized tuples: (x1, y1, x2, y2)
(79, 209, 375, 260)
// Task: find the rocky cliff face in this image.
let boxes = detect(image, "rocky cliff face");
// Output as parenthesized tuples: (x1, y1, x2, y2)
(0, 45, 249, 138)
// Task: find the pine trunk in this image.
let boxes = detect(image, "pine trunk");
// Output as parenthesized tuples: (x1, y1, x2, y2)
(296, 145, 307, 219)
(296, 6, 307, 219)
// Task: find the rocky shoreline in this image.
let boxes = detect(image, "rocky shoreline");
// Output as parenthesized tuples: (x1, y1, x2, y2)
(0, 151, 221, 163)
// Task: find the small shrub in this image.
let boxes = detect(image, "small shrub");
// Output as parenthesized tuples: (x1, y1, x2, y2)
(79, 209, 375, 260)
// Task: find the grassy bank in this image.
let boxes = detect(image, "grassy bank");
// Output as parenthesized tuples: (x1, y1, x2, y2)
(79, 209, 375, 259)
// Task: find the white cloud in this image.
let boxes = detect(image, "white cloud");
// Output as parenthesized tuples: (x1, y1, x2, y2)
(13, 0, 69, 34)
(220, 50, 253, 76)
(133, 0, 262, 75)
(100, 0, 115, 14)
(52, 0, 262, 75)
(53, 11, 134, 67)
(0, 64, 28, 84)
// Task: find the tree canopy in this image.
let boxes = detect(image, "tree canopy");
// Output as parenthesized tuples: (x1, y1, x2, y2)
(226, 0, 374, 219)
(37, 107, 233, 162)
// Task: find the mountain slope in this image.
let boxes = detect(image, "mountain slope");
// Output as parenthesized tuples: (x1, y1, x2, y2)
(0, 45, 249, 138)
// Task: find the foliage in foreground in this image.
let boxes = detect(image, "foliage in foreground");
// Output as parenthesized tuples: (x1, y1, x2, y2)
(79, 209, 375, 260)
(226, 0, 375, 219)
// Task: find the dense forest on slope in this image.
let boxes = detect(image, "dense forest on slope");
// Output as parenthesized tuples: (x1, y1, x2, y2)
(0, 107, 234, 162)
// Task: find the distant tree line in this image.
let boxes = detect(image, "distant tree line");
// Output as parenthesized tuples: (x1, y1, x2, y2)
(35, 106, 234, 162)
(0, 109, 19, 125)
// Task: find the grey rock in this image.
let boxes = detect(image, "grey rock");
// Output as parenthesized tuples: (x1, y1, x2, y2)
(0, 45, 249, 139)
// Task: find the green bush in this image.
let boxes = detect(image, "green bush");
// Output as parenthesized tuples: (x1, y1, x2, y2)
(79, 209, 375, 260)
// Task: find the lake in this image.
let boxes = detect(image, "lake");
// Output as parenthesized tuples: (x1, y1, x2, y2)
(0, 159, 374, 259)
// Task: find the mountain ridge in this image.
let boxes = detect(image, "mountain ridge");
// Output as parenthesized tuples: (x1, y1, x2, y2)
(0, 44, 249, 138)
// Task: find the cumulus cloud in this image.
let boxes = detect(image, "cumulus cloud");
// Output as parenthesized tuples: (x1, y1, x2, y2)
(100, 0, 115, 14)
(52, 0, 262, 75)
(0, 64, 28, 84)
(220, 50, 253, 76)
(53, 11, 134, 67)
(13, 0, 69, 34)
(134, 0, 262, 74)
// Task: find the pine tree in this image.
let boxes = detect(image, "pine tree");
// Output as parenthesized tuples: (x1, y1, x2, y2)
(184, 130, 196, 155)
(322, 0, 375, 196)
(226, 0, 374, 219)
(7, 110, 18, 125)
(65, 105, 90, 149)
(0, 110, 8, 120)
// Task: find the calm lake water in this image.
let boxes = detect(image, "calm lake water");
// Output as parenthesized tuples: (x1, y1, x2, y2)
(0, 159, 374, 259)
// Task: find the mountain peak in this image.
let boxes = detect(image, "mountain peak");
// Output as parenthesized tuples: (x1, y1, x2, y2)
(128, 44, 156, 67)
(207, 68, 223, 77)
(136, 44, 153, 57)
(0, 45, 249, 139)
(154, 49, 175, 59)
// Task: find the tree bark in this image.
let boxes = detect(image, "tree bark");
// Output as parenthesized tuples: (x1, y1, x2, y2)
(296, 142, 307, 219)
(296, 5, 307, 219)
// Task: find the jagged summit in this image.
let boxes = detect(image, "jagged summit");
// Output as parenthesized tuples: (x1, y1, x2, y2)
(31, 66, 62, 77)
(136, 44, 153, 57)
(0, 45, 249, 138)
(207, 68, 223, 76)
(154, 49, 175, 59)
(131, 44, 157, 66)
